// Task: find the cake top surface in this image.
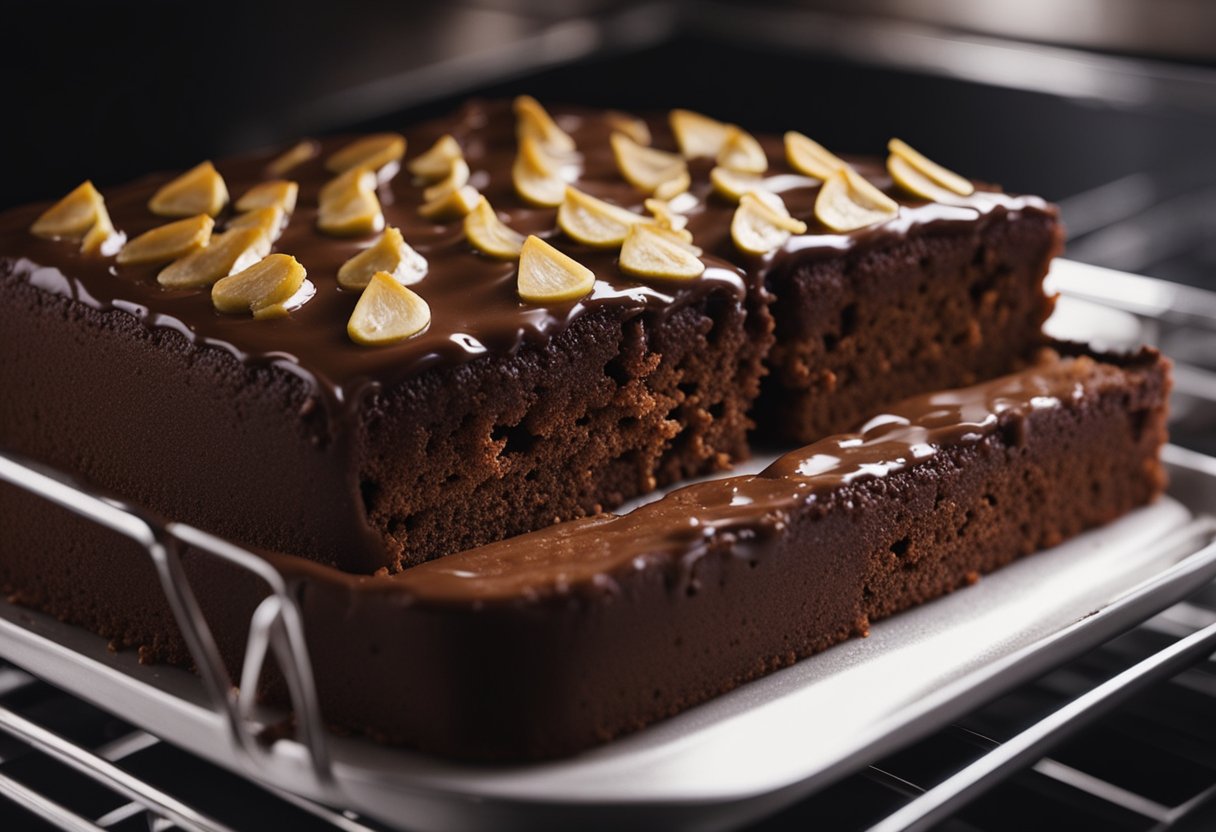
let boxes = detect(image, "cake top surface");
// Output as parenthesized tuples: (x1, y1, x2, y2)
(0, 99, 1050, 414)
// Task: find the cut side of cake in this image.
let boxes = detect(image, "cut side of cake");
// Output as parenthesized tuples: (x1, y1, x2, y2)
(0, 99, 1059, 573)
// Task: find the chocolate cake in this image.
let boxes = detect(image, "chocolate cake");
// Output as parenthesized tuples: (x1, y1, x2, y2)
(0, 99, 1059, 573)
(0, 345, 1171, 759)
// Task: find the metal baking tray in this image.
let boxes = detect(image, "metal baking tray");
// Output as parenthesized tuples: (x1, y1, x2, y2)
(1, 258, 1214, 832)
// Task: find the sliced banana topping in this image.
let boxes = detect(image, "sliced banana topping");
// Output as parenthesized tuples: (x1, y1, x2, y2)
(710, 166, 766, 202)
(514, 95, 576, 156)
(268, 140, 319, 176)
(653, 169, 691, 201)
(717, 127, 767, 174)
(815, 168, 900, 232)
(620, 222, 705, 281)
(212, 253, 306, 318)
(337, 226, 427, 290)
(422, 157, 471, 203)
(81, 208, 122, 256)
(643, 198, 688, 232)
(419, 184, 480, 221)
(228, 204, 286, 242)
(407, 134, 463, 181)
(611, 132, 688, 196)
(512, 133, 566, 207)
(464, 196, 525, 259)
(30, 181, 121, 253)
(117, 214, 213, 265)
(326, 133, 406, 175)
(887, 138, 975, 199)
(557, 187, 646, 248)
(785, 132, 850, 180)
(318, 167, 384, 237)
(157, 226, 270, 289)
(235, 180, 298, 215)
(347, 271, 432, 346)
(731, 191, 808, 255)
(605, 111, 651, 146)
(669, 109, 733, 159)
(517, 235, 594, 303)
(149, 161, 229, 218)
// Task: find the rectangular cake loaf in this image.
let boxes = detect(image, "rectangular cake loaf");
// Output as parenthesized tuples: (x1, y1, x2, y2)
(0, 98, 1057, 573)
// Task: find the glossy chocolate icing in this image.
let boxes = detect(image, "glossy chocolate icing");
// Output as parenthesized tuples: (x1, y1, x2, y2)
(0, 100, 1051, 427)
(391, 353, 1093, 603)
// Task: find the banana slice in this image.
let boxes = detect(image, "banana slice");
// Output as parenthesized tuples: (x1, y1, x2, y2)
(517, 235, 594, 303)
(228, 205, 287, 242)
(717, 127, 767, 174)
(212, 253, 306, 317)
(669, 109, 733, 159)
(117, 214, 213, 265)
(653, 169, 691, 201)
(731, 191, 807, 255)
(514, 95, 576, 156)
(512, 133, 566, 207)
(464, 196, 525, 259)
(557, 187, 646, 248)
(784, 132, 849, 180)
(326, 133, 406, 175)
(710, 166, 766, 202)
(643, 198, 688, 232)
(605, 111, 651, 146)
(612, 132, 688, 195)
(149, 161, 229, 218)
(158, 226, 270, 289)
(30, 181, 120, 255)
(422, 157, 471, 203)
(419, 184, 480, 221)
(268, 140, 319, 176)
(338, 227, 427, 290)
(348, 271, 432, 345)
(814, 168, 899, 232)
(235, 180, 298, 215)
(318, 167, 384, 237)
(408, 134, 463, 181)
(620, 223, 705, 281)
(887, 138, 975, 199)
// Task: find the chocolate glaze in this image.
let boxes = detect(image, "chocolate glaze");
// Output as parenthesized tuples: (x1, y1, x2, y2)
(298, 352, 1093, 603)
(0, 100, 1051, 430)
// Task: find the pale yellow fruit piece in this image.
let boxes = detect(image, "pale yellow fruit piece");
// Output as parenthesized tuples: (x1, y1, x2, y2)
(605, 111, 651, 146)
(887, 138, 975, 197)
(653, 169, 691, 201)
(643, 198, 688, 231)
(512, 134, 566, 207)
(318, 167, 384, 237)
(31, 181, 105, 240)
(422, 157, 471, 203)
(732, 191, 808, 255)
(268, 140, 319, 176)
(784, 132, 850, 179)
(337, 226, 428, 290)
(620, 223, 705, 281)
(514, 95, 576, 155)
(419, 184, 480, 221)
(815, 168, 899, 232)
(557, 187, 646, 248)
(228, 205, 286, 242)
(717, 127, 767, 174)
(669, 109, 732, 159)
(117, 214, 213, 265)
(464, 196, 525, 259)
(611, 132, 688, 195)
(80, 206, 123, 256)
(212, 253, 306, 316)
(408, 134, 463, 181)
(157, 226, 270, 289)
(326, 133, 406, 174)
(235, 180, 299, 215)
(149, 161, 229, 218)
(710, 166, 766, 202)
(347, 271, 432, 345)
(517, 235, 594, 303)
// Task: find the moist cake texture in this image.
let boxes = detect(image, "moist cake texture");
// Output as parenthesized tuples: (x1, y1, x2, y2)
(0, 99, 1058, 573)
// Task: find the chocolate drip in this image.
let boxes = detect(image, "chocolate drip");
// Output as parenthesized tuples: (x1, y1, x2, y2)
(393, 354, 1094, 603)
